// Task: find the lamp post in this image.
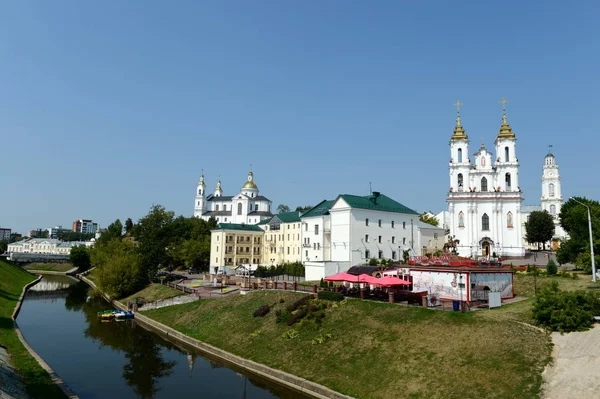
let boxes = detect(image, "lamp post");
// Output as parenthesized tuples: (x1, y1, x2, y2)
(571, 197, 596, 283)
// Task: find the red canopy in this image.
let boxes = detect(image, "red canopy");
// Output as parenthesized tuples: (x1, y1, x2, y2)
(324, 272, 357, 282)
(371, 276, 411, 287)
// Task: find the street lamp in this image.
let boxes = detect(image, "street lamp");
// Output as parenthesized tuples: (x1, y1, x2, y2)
(571, 197, 596, 283)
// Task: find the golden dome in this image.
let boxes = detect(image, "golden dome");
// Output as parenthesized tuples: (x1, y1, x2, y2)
(497, 98, 515, 139)
(242, 171, 258, 190)
(450, 100, 468, 141)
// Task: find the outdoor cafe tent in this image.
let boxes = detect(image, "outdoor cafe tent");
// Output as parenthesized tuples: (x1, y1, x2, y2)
(371, 276, 411, 287)
(324, 272, 357, 282)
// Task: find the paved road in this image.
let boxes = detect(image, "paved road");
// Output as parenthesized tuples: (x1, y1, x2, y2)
(543, 324, 600, 398)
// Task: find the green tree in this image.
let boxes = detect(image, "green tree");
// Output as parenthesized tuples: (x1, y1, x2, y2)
(419, 213, 439, 227)
(546, 258, 558, 275)
(132, 205, 175, 280)
(277, 204, 291, 214)
(524, 210, 555, 250)
(295, 205, 313, 213)
(57, 231, 94, 242)
(557, 197, 600, 265)
(69, 245, 91, 271)
(98, 219, 123, 245)
(125, 218, 134, 234)
(90, 238, 143, 298)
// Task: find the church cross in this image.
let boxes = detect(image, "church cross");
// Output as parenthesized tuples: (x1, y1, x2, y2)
(453, 100, 463, 114)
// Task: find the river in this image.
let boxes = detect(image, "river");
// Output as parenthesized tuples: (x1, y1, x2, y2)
(16, 275, 307, 399)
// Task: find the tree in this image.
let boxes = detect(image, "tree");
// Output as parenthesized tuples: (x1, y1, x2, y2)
(557, 197, 600, 265)
(295, 205, 313, 213)
(546, 258, 558, 275)
(97, 219, 123, 245)
(90, 238, 143, 298)
(70, 245, 91, 271)
(125, 218, 134, 234)
(524, 210, 555, 250)
(0, 240, 7, 254)
(277, 204, 291, 214)
(132, 205, 175, 280)
(419, 213, 439, 227)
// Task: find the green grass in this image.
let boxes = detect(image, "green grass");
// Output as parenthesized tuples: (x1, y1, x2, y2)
(23, 263, 74, 272)
(143, 291, 551, 399)
(0, 260, 67, 399)
(122, 283, 184, 303)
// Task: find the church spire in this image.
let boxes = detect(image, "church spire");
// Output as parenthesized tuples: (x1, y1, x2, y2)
(450, 100, 468, 140)
(198, 169, 205, 186)
(497, 98, 516, 139)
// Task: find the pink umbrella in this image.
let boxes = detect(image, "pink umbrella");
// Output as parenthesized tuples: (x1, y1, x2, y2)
(357, 274, 379, 284)
(371, 276, 411, 287)
(324, 272, 356, 282)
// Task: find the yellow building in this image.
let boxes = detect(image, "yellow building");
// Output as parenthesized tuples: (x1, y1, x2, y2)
(260, 211, 303, 265)
(210, 223, 264, 274)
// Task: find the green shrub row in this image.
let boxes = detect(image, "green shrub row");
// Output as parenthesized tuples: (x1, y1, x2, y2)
(317, 291, 344, 301)
(253, 304, 271, 317)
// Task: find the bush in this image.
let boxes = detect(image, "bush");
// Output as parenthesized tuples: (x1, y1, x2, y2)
(276, 309, 290, 323)
(287, 308, 308, 326)
(368, 258, 378, 266)
(546, 259, 558, 275)
(319, 278, 327, 288)
(253, 304, 271, 317)
(279, 298, 285, 303)
(532, 281, 600, 332)
(286, 294, 314, 312)
(318, 291, 344, 302)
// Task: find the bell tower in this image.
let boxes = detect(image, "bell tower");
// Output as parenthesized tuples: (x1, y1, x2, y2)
(541, 148, 562, 219)
(194, 171, 206, 218)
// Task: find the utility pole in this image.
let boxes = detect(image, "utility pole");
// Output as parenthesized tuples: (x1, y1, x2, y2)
(411, 219, 414, 252)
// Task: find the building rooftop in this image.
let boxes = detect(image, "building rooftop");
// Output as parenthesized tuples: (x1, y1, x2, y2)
(301, 200, 336, 218)
(271, 211, 302, 223)
(214, 223, 264, 232)
(338, 193, 419, 215)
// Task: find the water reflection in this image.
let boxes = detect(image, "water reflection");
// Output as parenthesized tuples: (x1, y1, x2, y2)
(17, 276, 305, 399)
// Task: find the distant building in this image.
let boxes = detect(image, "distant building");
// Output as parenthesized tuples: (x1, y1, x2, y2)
(0, 228, 11, 241)
(72, 220, 98, 234)
(7, 238, 93, 256)
(46, 225, 71, 239)
(28, 229, 45, 238)
(209, 223, 265, 274)
(260, 211, 303, 265)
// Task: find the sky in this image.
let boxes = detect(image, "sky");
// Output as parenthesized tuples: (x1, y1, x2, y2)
(1, 0, 599, 234)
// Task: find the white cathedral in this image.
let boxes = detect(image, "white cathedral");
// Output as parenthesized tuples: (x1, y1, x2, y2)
(445, 102, 567, 258)
(193, 170, 273, 225)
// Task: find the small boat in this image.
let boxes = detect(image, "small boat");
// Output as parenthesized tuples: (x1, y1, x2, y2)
(114, 310, 135, 320)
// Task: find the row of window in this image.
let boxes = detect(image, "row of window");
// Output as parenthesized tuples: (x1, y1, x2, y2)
(458, 212, 512, 230)
(267, 233, 301, 242)
(457, 174, 512, 192)
(364, 235, 407, 245)
(365, 219, 406, 229)
(456, 147, 512, 163)
(364, 249, 398, 260)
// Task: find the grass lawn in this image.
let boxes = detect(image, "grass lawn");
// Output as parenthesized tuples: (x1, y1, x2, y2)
(143, 291, 551, 399)
(23, 263, 74, 272)
(0, 260, 67, 399)
(122, 283, 184, 303)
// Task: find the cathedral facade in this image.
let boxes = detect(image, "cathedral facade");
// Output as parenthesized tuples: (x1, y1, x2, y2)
(193, 170, 273, 225)
(447, 103, 525, 257)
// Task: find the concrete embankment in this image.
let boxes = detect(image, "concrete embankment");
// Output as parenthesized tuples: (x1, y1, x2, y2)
(78, 275, 353, 399)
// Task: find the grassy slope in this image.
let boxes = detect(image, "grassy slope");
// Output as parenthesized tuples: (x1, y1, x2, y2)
(23, 263, 74, 272)
(0, 260, 66, 399)
(144, 291, 551, 399)
(122, 284, 184, 303)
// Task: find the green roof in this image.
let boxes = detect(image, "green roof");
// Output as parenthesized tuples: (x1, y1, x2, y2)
(215, 223, 264, 232)
(257, 218, 272, 225)
(272, 211, 302, 223)
(337, 193, 419, 215)
(300, 200, 335, 218)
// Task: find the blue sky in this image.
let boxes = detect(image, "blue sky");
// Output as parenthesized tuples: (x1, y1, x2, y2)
(1, 1, 599, 234)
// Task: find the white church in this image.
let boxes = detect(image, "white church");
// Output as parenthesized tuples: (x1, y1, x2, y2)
(193, 170, 273, 224)
(446, 102, 525, 257)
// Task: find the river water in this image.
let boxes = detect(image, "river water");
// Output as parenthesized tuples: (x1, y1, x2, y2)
(17, 275, 306, 399)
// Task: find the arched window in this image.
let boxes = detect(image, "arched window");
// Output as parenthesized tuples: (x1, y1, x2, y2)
(507, 212, 513, 228)
(482, 213, 490, 231)
(481, 177, 488, 192)
(505, 173, 511, 190)
(458, 148, 463, 163)
(198, 189, 202, 195)
(458, 211, 465, 228)
(505, 146, 510, 162)
(481, 157, 486, 167)
(237, 203, 242, 215)
(223, 204, 227, 211)
(216, 204, 220, 211)
(550, 205, 556, 215)
(458, 173, 463, 191)
(549, 183, 555, 197)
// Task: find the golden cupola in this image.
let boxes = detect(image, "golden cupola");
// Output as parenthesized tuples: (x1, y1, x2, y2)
(450, 100, 468, 141)
(242, 171, 258, 190)
(497, 98, 516, 139)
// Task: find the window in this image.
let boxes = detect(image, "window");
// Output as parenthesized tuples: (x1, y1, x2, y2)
(403, 221, 406, 229)
(215, 257, 218, 263)
(549, 183, 555, 197)
(365, 250, 370, 259)
(482, 213, 490, 231)
(305, 250, 308, 257)
(403, 237, 406, 245)
(216, 204, 220, 211)
(287, 234, 290, 240)
(550, 205, 556, 216)
(481, 177, 488, 192)
(378, 250, 383, 259)
(304, 223, 308, 231)
(197, 201, 200, 206)
(458, 283, 466, 289)
(224, 218, 227, 222)
(505, 146, 509, 162)
(287, 247, 290, 254)
(458, 211, 465, 228)
(392, 236, 396, 243)
(237, 203, 242, 215)
(458, 148, 463, 163)
(505, 173, 511, 190)
(315, 224, 319, 235)
(366, 218, 369, 226)
(313, 243, 316, 250)
(458, 173, 463, 190)
(434, 233, 438, 239)
(198, 189, 202, 195)
(223, 205, 227, 211)
(391, 221, 395, 228)
(217, 236, 219, 241)
(392, 251, 397, 260)
(216, 246, 219, 251)
(507, 211, 513, 228)
(378, 236, 382, 243)
(317, 243, 321, 250)
(378, 219, 382, 227)
(365, 234, 369, 242)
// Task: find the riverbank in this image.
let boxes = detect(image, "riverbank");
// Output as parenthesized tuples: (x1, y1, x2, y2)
(0, 260, 69, 399)
(23, 263, 76, 274)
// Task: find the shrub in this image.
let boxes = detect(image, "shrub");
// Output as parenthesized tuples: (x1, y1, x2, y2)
(532, 281, 600, 332)
(319, 278, 326, 288)
(368, 258, 378, 266)
(275, 309, 290, 323)
(286, 294, 314, 312)
(287, 308, 308, 326)
(546, 259, 558, 275)
(279, 298, 285, 303)
(253, 304, 271, 317)
(282, 329, 299, 340)
(318, 291, 344, 302)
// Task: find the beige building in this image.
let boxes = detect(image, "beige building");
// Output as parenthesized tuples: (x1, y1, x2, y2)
(210, 223, 264, 274)
(416, 221, 446, 255)
(260, 211, 302, 265)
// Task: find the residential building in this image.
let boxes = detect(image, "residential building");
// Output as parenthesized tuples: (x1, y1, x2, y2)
(415, 221, 446, 255)
(303, 192, 420, 280)
(210, 223, 264, 274)
(46, 225, 71, 239)
(0, 228, 11, 241)
(72, 219, 98, 234)
(194, 170, 273, 225)
(7, 238, 92, 256)
(447, 102, 525, 258)
(261, 211, 303, 265)
(28, 229, 45, 238)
